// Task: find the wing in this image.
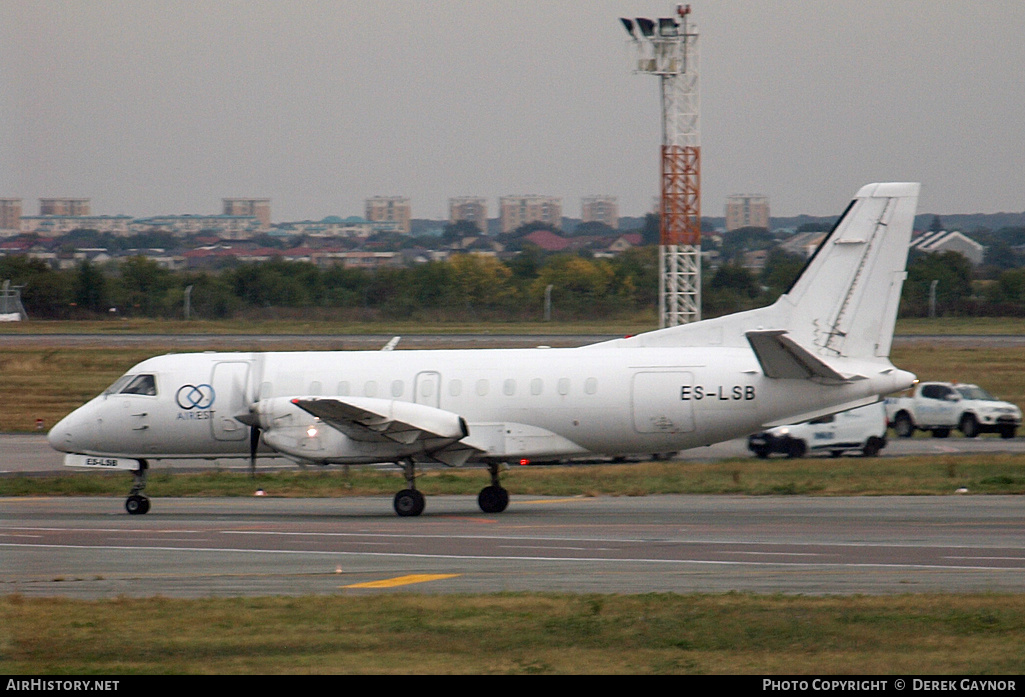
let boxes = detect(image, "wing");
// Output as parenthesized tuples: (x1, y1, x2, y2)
(289, 396, 481, 466)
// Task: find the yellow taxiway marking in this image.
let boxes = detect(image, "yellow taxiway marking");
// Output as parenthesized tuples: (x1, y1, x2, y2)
(342, 574, 461, 589)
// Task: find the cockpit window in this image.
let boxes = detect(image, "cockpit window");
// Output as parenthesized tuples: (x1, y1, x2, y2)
(103, 374, 135, 396)
(120, 374, 157, 396)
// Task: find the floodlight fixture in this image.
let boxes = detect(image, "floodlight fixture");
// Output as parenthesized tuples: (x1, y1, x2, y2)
(635, 17, 655, 38)
(619, 17, 637, 38)
(658, 18, 678, 37)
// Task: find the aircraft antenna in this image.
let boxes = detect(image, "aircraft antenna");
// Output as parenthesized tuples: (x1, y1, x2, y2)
(620, 5, 701, 326)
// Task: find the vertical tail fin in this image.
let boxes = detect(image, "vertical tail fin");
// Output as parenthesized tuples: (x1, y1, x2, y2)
(594, 182, 920, 361)
(780, 182, 920, 359)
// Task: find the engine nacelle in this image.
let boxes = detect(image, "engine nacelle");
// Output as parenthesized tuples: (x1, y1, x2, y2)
(253, 396, 468, 464)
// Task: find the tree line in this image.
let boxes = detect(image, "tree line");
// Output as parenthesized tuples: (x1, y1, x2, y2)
(2, 245, 1024, 322)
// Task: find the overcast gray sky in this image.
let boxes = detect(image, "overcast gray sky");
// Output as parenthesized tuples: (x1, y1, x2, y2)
(2, 1, 1023, 223)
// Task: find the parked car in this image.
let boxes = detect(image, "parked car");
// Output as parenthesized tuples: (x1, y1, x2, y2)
(884, 381, 1021, 439)
(747, 402, 888, 458)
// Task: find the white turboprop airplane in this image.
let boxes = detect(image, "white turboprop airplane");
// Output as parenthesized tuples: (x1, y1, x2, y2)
(49, 182, 920, 517)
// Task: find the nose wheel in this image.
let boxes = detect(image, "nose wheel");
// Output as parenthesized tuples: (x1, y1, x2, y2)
(125, 460, 150, 515)
(126, 494, 150, 515)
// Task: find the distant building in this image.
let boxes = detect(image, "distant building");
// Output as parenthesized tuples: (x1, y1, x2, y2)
(365, 196, 411, 235)
(39, 198, 90, 216)
(581, 196, 619, 230)
(725, 194, 769, 231)
(0, 199, 22, 236)
(911, 230, 985, 266)
(449, 197, 488, 234)
(132, 214, 262, 239)
(21, 214, 133, 237)
(499, 195, 562, 234)
(275, 216, 386, 239)
(222, 198, 271, 229)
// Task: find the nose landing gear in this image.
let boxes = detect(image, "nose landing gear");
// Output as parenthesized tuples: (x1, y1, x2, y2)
(125, 460, 150, 515)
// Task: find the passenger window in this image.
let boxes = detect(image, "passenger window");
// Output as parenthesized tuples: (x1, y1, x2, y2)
(391, 380, 404, 398)
(503, 379, 516, 396)
(121, 374, 156, 396)
(585, 377, 597, 395)
(449, 380, 462, 397)
(530, 378, 543, 396)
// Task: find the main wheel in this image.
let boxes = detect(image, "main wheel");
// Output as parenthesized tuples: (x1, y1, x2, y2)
(393, 489, 425, 517)
(125, 495, 150, 515)
(959, 414, 979, 438)
(1000, 425, 1017, 439)
(478, 485, 509, 513)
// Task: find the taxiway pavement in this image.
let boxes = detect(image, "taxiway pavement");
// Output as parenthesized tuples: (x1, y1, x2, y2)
(3, 494, 1023, 598)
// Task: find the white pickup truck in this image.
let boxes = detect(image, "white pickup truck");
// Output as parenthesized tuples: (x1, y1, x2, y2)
(885, 381, 1021, 439)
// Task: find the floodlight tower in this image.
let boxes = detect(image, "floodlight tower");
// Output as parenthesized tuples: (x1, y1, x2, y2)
(620, 5, 701, 327)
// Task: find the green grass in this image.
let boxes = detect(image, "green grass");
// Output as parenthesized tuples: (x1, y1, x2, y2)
(2, 593, 1024, 674)
(4, 454, 1025, 498)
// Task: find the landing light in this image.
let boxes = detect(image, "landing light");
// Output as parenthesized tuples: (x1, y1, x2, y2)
(307, 425, 319, 438)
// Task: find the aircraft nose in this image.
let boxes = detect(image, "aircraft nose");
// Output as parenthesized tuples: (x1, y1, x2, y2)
(47, 414, 74, 452)
(47, 407, 94, 453)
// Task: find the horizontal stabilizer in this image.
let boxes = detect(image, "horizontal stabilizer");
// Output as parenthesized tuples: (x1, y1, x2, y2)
(291, 397, 468, 445)
(746, 330, 852, 382)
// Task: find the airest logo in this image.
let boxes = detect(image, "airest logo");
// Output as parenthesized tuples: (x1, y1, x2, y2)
(176, 384, 215, 410)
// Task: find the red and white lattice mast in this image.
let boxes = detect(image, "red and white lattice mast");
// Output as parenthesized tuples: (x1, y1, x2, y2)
(620, 5, 700, 327)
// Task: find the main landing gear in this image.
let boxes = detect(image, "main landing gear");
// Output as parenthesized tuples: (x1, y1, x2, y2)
(391, 459, 510, 517)
(125, 460, 151, 515)
(478, 462, 509, 514)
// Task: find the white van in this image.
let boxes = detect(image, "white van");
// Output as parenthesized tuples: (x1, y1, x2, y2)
(747, 402, 888, 458)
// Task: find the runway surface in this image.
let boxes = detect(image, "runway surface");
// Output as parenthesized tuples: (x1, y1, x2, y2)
(3, 494, 1023, 598)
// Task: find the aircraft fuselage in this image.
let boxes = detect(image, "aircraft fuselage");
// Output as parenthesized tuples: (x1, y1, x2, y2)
(49, 345, 910, 465)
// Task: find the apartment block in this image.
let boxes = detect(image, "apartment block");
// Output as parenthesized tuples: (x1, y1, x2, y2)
(365, 196, 412, 235)
(499, 195, 562, 234)
(448, 197, 488, 233)
(0, 199, 22, 235)
(40, 198, 90, 216)
(222, 198, 271, 229)
(725, 194, 770, 231)
(581, 195, 619, 230)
